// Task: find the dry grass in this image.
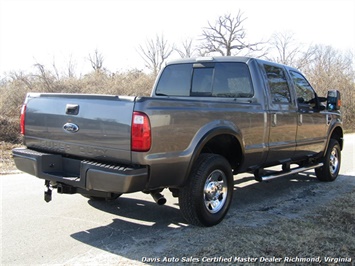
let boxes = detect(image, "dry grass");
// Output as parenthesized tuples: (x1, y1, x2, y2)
(0, 142, 22, 174)
(1, 64, 354, 145)
(148, 184, 355, 264)
(0, 116, 21, 143)
(0, 69, 155, 144)
(189, 191, 355, 261)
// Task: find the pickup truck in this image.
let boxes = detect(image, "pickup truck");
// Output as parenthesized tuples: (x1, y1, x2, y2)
(13, 57, 343, 226)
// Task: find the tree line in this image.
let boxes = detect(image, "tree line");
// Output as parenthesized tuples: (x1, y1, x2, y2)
(138, 12, 355, 132)
(0, 11, 354, 144)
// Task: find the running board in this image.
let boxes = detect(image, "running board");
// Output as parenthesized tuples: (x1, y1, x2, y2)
(256, 163, 324, 182)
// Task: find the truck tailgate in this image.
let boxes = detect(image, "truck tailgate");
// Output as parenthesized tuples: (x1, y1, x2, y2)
(23, 93, 135, 164)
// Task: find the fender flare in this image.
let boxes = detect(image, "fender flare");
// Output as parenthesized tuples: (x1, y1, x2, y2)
(182, 121, 244, 185)
(324, 120, 343, 156)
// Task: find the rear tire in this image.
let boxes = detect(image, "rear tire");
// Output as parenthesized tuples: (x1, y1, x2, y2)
(178, 154, 233, 227)
(315, 139, 341, 182)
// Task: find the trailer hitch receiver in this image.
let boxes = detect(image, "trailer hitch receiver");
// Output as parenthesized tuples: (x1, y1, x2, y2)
(44, 180, 52, 203)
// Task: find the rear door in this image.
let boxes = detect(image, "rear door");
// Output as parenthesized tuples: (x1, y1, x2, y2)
(262, 63, 298, 163)
(289, 71, 327, 156)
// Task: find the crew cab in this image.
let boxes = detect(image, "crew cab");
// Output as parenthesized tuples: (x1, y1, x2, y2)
(13, 57, 343, 226)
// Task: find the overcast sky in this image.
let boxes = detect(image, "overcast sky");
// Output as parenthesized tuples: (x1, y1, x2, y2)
(1, 0, 354, 76)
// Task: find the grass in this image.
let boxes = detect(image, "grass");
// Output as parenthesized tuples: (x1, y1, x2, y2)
(191, 191, 355, 262)
(0, 142, 21, 174)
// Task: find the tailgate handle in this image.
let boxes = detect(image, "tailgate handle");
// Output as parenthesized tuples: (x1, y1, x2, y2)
(66, 104, 79, 115)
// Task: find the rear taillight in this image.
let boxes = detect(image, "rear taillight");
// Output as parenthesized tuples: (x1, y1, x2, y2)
(20, 104, 26, 135)
(131, 112, 151, 152)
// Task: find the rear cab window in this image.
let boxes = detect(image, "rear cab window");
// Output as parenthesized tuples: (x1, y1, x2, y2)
(155, 64, 192, 96)
(155, 62, 254, 98)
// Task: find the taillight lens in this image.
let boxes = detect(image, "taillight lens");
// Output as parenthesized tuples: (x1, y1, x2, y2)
(131, 112, 151, 152)
(20, 104, 26, 135)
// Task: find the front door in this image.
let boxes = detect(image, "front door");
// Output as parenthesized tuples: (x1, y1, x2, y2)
(290, 71, 327, 157)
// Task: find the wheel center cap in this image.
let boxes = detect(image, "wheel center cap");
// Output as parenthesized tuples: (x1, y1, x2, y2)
(205, 182, 220, 199)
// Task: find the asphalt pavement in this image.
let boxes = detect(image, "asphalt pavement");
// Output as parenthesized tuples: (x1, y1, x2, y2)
(1, 134, 354, 264)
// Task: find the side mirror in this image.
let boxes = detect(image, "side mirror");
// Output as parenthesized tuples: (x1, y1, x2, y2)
(327, 90, 341, 111)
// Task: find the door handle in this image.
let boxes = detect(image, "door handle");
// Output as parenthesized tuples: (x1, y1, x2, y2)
(298, 114, 303, 126)
(65, 104, 79, 115)
(272, 113, 277, 127)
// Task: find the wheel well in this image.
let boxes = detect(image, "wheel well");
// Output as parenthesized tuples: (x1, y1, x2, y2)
(200, 134, 242, 170)
(330, 127, 343, 150)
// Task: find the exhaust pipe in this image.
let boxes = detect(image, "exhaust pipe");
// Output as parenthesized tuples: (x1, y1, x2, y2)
(151, 192, 167, 205)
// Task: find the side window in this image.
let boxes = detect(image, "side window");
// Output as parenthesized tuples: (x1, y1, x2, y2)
(290, 71, 316, 108)
(264, 64, 291, 103)
(213, 63, 254, 97)
(155, 64, 192, 96)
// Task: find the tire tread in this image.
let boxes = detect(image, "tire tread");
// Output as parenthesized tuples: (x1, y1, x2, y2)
(179, 153, 233, 226)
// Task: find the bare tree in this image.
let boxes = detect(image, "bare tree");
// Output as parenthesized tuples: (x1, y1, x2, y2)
(294, 45, 318, 70)
(88, 49, 104, 72)
(51, 57, 60, 80)
(33, 63, 55, 91)
(8, 71, 33, 91)
(300, 45, 355, 129)
(267, 31, 300, 66)
(200, 11, 265, 56)
(66, 55, 76, 78)
(175, 38, 197, 58)
(138, 34, 174, 75)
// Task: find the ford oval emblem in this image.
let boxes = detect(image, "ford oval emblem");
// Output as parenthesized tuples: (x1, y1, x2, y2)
(63, 123, 79, 133)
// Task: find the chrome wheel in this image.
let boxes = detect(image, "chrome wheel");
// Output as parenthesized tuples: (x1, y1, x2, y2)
(204, 169, 228, 213)
(179, 154, 233, 226)
(329, 147, 339, 175)
(315, 139, 341, 182)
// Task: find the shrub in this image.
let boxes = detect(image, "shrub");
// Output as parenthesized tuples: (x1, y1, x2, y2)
(0, 68, 155, 143)
(0, 116, 21, 143)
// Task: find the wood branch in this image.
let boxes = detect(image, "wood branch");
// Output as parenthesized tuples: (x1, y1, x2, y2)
(199, 11, 265, 56)
(138, 34, 174, 75)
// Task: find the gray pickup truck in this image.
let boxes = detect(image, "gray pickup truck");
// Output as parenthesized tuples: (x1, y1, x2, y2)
(13, 57, 343, 226)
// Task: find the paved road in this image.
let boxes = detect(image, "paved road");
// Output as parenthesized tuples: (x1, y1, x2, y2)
(1, 134, 354, 265)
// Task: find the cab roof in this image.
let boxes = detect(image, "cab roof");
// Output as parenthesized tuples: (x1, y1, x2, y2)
(165, 56, 299, 72)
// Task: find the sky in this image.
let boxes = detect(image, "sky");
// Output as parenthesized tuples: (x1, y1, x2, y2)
(0, 0, 354, 76)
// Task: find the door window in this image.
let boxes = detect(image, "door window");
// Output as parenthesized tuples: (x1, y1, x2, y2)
(213, 63, 254, 98)
(290, 71, 316, 108)
(264, 65, 291, 103)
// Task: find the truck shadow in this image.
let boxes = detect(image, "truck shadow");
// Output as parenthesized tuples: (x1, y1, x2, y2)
(233, 171, 319, 207)
(70, 172, 353, 262)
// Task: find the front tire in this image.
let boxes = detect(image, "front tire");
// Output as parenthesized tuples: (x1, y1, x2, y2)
(315, 139, 341, 182)
(178, 154, 234, 227)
